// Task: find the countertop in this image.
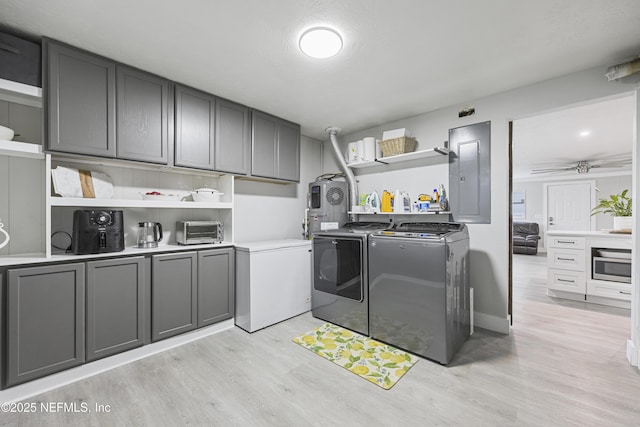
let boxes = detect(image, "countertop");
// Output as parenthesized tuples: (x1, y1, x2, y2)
(546, 230, 631, 239)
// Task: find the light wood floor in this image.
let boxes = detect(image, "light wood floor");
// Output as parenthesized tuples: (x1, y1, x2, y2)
(3, 253, 640, 426)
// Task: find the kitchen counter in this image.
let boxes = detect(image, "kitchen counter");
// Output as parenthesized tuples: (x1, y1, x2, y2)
(0, 241, 235, 267)
(546, 230, 631, 239)
(545, 230, 632, 308)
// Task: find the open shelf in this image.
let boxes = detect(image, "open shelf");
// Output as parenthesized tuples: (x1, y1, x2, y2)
(50, 197, 233, 209)
(347, 147, 449, 169)
(0, 140, 45, 159)
(0, 77, 42, 107)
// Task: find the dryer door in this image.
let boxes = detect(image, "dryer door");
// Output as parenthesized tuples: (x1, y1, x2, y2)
(312, 236, 363, 302)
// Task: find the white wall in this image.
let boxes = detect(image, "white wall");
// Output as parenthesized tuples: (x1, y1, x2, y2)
(324, 64, 639, 335)
(513, 173, 633, 251)
(233, 135, 323, 243)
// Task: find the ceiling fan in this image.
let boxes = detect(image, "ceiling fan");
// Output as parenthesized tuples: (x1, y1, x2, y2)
(531, 158, 632, 175)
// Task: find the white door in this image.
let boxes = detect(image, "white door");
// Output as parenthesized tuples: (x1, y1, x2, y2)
(544, 181, 595, 231)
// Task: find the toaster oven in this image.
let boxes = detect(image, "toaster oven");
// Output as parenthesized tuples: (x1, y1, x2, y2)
(176, 221, 223, 245)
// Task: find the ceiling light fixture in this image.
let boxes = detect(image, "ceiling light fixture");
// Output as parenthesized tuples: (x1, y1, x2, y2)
(299, 27, 343, 59)
(579, 131, 591, 137)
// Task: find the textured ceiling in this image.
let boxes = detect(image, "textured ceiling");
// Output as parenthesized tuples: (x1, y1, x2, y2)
(513, 95, 635, 180)
(1, 0, 640, 140)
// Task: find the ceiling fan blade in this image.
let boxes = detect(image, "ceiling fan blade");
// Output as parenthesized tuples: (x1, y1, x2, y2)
(530, 168, 575, 174)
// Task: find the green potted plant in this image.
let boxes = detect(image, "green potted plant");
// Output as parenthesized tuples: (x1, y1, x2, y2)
(591, 189, 633, 231)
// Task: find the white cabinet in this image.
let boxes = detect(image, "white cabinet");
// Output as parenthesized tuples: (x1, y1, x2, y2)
(235, 240, 311, 332)
(547, 236, 586, 298)
(546, 231, 632, 308)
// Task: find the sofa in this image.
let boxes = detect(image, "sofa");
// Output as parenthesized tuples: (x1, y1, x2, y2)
(512, 221, 541, 255)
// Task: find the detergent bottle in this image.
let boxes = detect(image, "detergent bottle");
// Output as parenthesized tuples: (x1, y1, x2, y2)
(381, 190, 393, 212)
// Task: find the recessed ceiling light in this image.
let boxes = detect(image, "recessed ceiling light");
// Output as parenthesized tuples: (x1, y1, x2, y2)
(299, 27, 343, 59)
(579, 130, 591, 137)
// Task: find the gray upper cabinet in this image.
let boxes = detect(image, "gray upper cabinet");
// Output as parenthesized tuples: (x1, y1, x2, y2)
(116, 66, 169, 164)
(215, 98, 250, 175)
(151, 252, 197, 342)
(86, 257, 147, 362)
(45, 39, 116, 157)
(198, 248, 235, 327)
(277, 119, 301, 182)
(251, 110, 300, 182)
(174, 84, 215, 170)
(6, 263, 85, 387)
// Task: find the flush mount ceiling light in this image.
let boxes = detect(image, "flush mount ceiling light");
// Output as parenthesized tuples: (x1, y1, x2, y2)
(579, 130, 591, 137)
(299, 27, 343, 59)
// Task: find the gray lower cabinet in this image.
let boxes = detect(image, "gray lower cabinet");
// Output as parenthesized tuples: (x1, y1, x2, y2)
(198, 248, 235, 327)
(251, 110, 300, 182)
(86, 257, 147, 362)
(174, 84, 215, 170)
(116, 66, 169, 164)
(151, 252, 198, 342)
(45, 39, 116, 157)
(6, 263, 85, 387)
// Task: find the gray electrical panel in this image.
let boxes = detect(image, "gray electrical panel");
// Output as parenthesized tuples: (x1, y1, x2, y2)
(449, 121, 491, 224)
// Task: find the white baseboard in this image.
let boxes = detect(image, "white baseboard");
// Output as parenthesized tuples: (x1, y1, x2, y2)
(627, 339, 639, 366)
(473, 311, 510, 335)
(0, 319, 235, 403)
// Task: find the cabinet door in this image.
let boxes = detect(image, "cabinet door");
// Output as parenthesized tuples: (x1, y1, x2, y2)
(7, 263, 85, 387)
(86, 257, 146, 362)
(46, 40, 116, 157)
(215, 99, 249, 175)
(116, 66, 169, 164)
(251, 110, 278, 178)
(174, 85, 215, 170)
(277, 120, 301, 182)
(198, 248, 235, 327)
(151, 252, 197, 341)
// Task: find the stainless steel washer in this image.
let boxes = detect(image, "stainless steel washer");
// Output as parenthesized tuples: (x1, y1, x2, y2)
(311, 222, 389, 336)
(368, 222, 470, 364)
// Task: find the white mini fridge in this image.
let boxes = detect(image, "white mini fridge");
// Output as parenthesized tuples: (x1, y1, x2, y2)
(235, 239, 312, 332)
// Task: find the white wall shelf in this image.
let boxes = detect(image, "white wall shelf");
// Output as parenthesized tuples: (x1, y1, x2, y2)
(347, 147, 449, 169)
(50, 197, 233, 209)
(0, 140, 45, 159)
(0, 77, 42, 108)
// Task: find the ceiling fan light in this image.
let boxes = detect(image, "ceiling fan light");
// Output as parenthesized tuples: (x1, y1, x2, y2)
(576, 161, 591, 174)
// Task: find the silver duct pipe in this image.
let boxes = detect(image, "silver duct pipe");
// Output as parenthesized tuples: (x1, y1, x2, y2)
(325, 126, 358, 222)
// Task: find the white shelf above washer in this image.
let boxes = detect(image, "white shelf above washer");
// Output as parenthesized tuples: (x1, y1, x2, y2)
(347, 147, 449, 169)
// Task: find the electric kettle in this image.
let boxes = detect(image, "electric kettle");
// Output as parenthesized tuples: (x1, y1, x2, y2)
(137, 222, 163, 248)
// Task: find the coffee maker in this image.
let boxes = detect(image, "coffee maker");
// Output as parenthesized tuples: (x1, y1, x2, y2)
(72, 210, 125, 254)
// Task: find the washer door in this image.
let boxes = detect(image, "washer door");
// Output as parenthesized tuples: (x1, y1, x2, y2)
(313, 236, 363, 301)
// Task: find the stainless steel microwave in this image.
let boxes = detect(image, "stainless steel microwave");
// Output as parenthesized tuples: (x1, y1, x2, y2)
(176, 220, 223, 245)
(592, 256, 631, 283)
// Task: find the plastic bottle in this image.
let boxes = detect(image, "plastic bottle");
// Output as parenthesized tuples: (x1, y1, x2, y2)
(432, 188, 439, 204)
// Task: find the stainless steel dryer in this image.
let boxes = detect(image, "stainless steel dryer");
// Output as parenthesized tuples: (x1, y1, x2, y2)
(312, 221, 389, 336)
(368, 222, 470, 364)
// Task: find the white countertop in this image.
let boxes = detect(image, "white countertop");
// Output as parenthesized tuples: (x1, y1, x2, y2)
(0, 242, 235, 267)
(546, 230, 631, 239)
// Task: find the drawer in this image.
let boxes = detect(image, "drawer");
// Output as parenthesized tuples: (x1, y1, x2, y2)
(548, 236, 585, 249)
(587, 280, 632, 301)
(548, 269, 586, 293)
(547, 247, 586, 271)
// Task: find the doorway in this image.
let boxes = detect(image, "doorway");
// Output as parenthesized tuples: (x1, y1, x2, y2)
(509, 94, 635, 324)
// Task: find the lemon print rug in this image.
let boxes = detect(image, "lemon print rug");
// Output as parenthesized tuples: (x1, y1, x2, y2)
(292, 323, 418, 390)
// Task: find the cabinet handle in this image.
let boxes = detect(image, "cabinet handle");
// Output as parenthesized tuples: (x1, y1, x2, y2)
(557, 257, 575, 262)
(557, 278, 575, 283)
(557, 240, 575, 244)
(0, 42, 20, 55)
(619, 291, 631, 295)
